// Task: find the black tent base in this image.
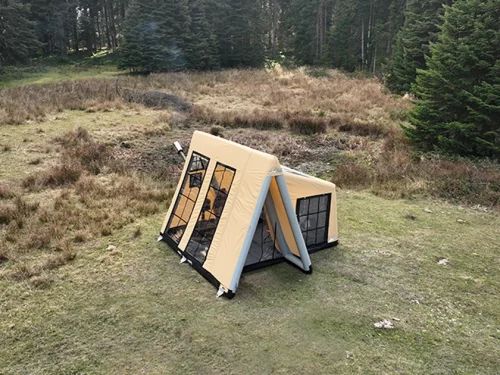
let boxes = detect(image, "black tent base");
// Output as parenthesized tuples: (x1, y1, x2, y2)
(160, 233, 235, 299)
(159, 232, 338, 298)
(243, 240, 338, 274)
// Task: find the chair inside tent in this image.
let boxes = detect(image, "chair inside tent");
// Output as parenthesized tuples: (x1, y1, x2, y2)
(159, 131, 338, 298)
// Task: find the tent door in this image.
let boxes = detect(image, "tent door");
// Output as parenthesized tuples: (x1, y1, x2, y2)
(243, 210, 283, 272)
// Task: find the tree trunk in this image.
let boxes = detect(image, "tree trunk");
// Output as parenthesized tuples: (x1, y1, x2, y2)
(361, 18, 365, 69)
(103, 0, 112, 49)
(107, 0, 118, 48)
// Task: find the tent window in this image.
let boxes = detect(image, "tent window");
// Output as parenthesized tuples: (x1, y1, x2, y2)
(186, 163, 236, 264)
(296, 194, 331, 248)
(165, 153, 209, 244)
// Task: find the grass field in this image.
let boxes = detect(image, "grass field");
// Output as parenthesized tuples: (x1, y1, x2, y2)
(0, 67, 499, 374)
(0, 54, 119, 89)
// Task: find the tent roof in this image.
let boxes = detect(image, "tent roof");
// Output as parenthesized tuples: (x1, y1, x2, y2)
(189, 131, 281, 176)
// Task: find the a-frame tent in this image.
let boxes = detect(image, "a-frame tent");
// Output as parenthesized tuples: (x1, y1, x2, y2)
(159, 131, 338, 298)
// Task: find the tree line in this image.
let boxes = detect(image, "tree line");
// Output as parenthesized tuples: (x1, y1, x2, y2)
(0, 0, 498, 157)
(0, 0, 423, 73)
(0, 0, 127, 63)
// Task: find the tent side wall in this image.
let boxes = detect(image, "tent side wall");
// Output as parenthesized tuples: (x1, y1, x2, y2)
(203, 155, 279, 289)
(283, 170, 338, 246)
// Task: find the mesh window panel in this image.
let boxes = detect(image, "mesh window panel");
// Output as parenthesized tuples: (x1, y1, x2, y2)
(185, 163, 236, 265)
(244, 214, 283, 268)
(165, 153, 209, 244)
(296, 193, 331, 249)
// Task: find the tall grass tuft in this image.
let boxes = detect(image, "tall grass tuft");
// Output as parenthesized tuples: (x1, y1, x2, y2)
(288, 116, 328, 135)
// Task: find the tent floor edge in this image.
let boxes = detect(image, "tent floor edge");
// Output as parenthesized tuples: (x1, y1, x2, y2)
(308, 240, 339, 254)
(284, 258, 313, 274)
(158, 232, 339, 298)
(159, 232, 235, 299)
(242, 240, 339, 274)
(224, 290, 236, 299)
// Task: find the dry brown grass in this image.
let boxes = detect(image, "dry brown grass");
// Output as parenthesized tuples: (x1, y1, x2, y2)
(0, 77, 195, 125)
(209, 125, 224, 137)
(334, 133, 500, 207)
(0, 79, 122, 124)
(55, 127, 112, 174)
(3, 170, 172, 281)
(9, 248, 76, 283)
(1, 127, 174, 284)
(0, 68, 410, 132)
(22, 127, 113, 191)
(23, 162, 83, 190)
(0, 183, 14, 199)
(190, 106, 285, 130)
(289, 116, 327, 135)
(0, 196, 39, 226)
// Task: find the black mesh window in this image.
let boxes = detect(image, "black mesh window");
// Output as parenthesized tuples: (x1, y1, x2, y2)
(296, 194, 331, 248)
(185, 163, 236, 264)
(165, 153, 209, 243)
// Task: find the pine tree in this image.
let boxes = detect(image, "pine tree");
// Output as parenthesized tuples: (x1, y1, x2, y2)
(0, 0, 40, 66)
(215, 0, 266, 68)
(327, 0, 405, 73)
(185, 0, 219, 70)
(283, 0, 333, 66)
(119, 0, 189, 72)
(406, 0, 500, 158)
(119, 0, 149, 71)
(29, 0, 69, 55)
(328, 0, 358, 71)
(386, 0, 452, 94)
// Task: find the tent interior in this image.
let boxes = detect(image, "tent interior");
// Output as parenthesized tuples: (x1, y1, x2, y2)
(244, 212, 283, 271)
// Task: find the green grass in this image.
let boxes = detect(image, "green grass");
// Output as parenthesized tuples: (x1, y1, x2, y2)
(0, 71, 498, 373)
(1, 191, 498, 374)
(0, 53, 120, 88)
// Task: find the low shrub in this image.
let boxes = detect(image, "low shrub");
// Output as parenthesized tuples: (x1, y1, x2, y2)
(133, 227, 142, 238)
(42, 250, 76, 271)
(55, 127, 111, 174)
(0, 197, 39, 226)
(335, 162, 373, 189)
(23, 162, 83, 190)
(54, 127, 92, 146)
(0, 184, 14, 199)
(233, 113, 284, 130)
(0, 249, 9, 264)
(210, 125, 224, 137)
(333, 136, 500, 207)
(190, 107, 284, 130)
(28, 158, 42, 165)
(0, 204, 16, 225)
(337, 121, 388, 137)
(289, 116, 328, 135)
(29, 274, 54, 289)
(306, 68, 330, 78)
(10, 264, 41, 281)
(26, 226, 57, 250)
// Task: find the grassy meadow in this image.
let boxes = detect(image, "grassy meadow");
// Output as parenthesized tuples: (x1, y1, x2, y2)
(0, 67, 499, 374)
(0, 54, 119, 89)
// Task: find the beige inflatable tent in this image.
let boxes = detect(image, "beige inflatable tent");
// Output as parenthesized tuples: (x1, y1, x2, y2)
(159, 131, 338, 298)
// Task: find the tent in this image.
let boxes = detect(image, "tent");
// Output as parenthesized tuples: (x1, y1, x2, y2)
(158, 131, 338, 298)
